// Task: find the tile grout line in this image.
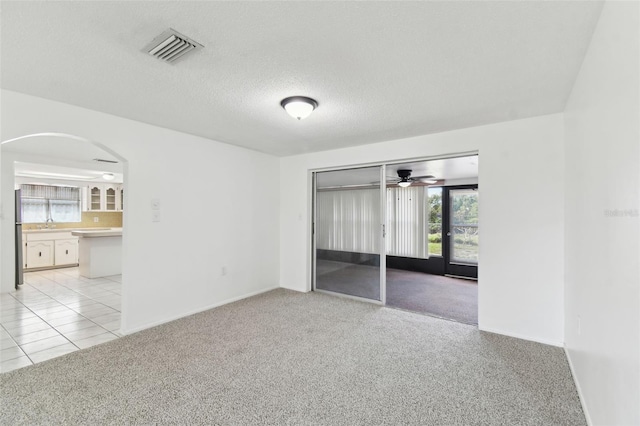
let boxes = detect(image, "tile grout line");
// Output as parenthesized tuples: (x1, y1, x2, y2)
(0, 323, 35, 365)
(9, 290, 82, 354)
(4, 271, 122, 363)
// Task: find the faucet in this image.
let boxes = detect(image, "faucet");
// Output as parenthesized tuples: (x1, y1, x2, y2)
(45, 218, 54, 229)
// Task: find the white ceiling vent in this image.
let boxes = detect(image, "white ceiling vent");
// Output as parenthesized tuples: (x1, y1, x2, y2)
(144, 28, 203, 64)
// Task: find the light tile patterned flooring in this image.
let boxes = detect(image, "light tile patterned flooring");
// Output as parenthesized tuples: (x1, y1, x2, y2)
(0, 267, 121, 373)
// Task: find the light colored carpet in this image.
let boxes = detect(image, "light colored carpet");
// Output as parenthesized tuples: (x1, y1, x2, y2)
(0, 289, 585, 425)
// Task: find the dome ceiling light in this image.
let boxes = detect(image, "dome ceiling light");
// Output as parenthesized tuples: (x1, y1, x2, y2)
(281, 96, 318, 120)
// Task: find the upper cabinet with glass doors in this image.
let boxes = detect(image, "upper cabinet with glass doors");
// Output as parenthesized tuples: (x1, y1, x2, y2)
(84, 184, 124, 211)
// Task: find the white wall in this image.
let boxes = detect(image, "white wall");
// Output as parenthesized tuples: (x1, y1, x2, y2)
(1, 90, 280, 334)
(563, 1, 639, 424)
(280, 113, 566, 346)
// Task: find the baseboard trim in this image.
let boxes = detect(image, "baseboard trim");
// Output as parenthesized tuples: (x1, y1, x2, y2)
(121, 286, 280, 335)
(279, 284, 309, 293)
(564, 346, 592, 426)
(478, 325, 564, 347)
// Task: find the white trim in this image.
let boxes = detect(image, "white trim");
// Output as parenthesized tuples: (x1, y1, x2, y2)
(308, 170, 315, 293)
(478, 325, 564, 347)
(281, 284, 309, 293)
(308, 150, 479, 174)
(120, 285, 279, 335)
(380, 164, 387, 305)
(564, 346, 593, 426)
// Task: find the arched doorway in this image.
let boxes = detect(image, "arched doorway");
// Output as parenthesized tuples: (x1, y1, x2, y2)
(0, 133, 128, 372)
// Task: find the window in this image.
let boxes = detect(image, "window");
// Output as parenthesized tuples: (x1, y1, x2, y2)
(20, 184, 81, 223)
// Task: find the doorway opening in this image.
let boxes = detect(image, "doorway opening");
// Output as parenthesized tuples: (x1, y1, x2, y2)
(1, 133, 127, 373)
(312, 154, 478, 325)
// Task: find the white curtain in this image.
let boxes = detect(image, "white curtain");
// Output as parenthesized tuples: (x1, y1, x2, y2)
(386, 186, 429, 258)
(21, 197, 48, 223)
(21, 184, 81, 223)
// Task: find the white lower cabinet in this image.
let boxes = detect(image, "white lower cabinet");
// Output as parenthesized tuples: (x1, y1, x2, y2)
(25, 241, 54, 269)
(55, 239, 79, 266)
(24, 231, 79, 270)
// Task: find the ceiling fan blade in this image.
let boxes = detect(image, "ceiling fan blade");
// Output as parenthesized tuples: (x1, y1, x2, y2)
(411, 175, 436, 180)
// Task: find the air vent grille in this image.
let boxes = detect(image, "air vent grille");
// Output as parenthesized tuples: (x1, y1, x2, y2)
(93, 158, 118, 164)
(145, 29, 203, 64)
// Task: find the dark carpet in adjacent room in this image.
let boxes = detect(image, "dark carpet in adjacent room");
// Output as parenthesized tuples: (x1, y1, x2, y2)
(316, 260, 477, 324)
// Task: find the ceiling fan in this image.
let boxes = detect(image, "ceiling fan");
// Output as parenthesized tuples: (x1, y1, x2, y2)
(389, 169, 440, 187)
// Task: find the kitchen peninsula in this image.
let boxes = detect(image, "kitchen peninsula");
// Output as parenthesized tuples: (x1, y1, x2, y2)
(72, 228, 122, 278)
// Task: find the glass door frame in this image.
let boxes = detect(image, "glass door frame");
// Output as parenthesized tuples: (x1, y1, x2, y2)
(442, 184, 479, 279)
(308, 150, 479, 303)
(311, 165, 387, 305)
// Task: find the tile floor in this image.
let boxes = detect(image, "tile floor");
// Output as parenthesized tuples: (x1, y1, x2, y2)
(0, 267, 121, 373)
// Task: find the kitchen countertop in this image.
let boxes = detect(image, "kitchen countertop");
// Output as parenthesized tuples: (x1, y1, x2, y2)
(22, 227, 113, 234)
(72, 228, 123, 238)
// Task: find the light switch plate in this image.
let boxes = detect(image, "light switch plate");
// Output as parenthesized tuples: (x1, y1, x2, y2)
(152, 211, 161, 222)
(151, 199, 161, 210)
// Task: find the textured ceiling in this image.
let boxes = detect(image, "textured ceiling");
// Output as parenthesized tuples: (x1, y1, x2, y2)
(1, 1, 603, 156)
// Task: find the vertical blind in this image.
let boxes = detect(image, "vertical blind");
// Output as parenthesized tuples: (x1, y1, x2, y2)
(316, 188, 381, 254)
(386, 186, 429, 258)
(20, 184, 81, 223)
(316, 186, 429, 258)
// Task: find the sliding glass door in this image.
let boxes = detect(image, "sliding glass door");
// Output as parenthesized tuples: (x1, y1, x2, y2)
(313, 166, 385, 302)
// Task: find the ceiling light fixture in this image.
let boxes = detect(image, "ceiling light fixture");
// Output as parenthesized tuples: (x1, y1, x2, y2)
(102, 173, 115, 181)
(281, 96, 318, 120)
(397, 169, 412, 187)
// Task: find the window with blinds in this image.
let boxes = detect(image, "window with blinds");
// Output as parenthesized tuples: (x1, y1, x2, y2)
(20, 184, 82, 223)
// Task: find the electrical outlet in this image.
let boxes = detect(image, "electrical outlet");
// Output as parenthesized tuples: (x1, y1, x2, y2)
(93, 217, 99, 223)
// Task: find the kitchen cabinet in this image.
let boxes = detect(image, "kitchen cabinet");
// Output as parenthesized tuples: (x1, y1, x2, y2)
(88, 185, 101, 211)
(25, 241, 54, 269)
(23, 231, 79, 270)
(55, 239, 79, 266)
(84, 184, 124, 211)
